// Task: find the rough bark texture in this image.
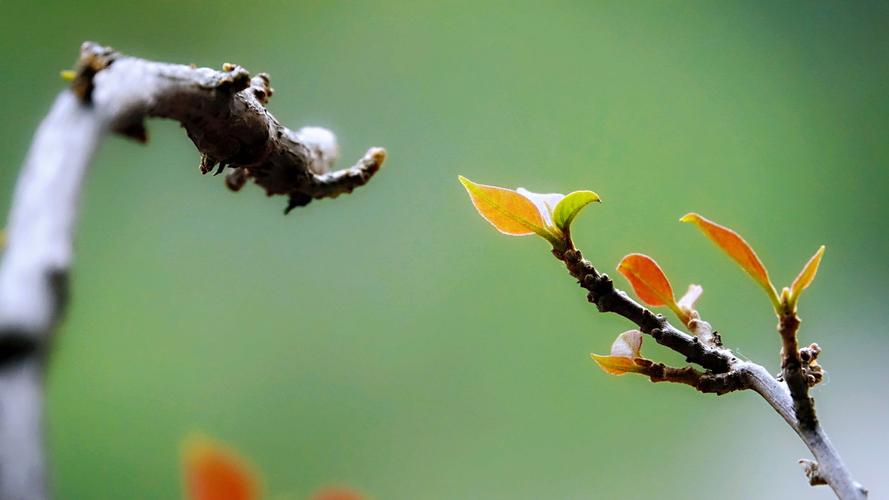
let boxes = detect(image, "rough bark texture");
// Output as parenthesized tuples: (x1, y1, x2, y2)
(0, 42, 386, 500)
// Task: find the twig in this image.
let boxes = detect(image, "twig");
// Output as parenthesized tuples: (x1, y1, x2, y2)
(554, 247, 866, 499)
(0, 42, 386, 500)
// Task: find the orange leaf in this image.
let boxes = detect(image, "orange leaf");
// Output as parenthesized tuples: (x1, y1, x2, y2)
(591, 354, 646, 376)
(183, 435, 259, 500)
(789, 245, 825, 307)
(458, 176, 548, 237)
(680, 213, 779, 308)
(617, 254, 676, 308)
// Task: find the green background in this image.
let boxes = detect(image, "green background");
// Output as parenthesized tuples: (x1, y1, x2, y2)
(2, 1, 887, 498)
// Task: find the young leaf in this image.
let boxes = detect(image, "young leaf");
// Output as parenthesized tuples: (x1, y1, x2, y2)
(183, 434, 259, 500)
(610, 330, 643, 358)
(617, 254, 675, 307)
(458, 176, 549, 238)
(788, 245, 825, 308)
(680, 213, 780, 308)
(617, 254, 687, 321)
(676, 284, 703, 316)
(591, 330, 648, 376)
(553, 190, 601, 231)
(516, 187, 564, 227)
(591, 354, 646, 375)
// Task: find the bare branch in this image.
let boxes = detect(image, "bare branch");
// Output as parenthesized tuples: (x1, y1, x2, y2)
(634, 360, 749, 395)
(0, 42, 386, 500)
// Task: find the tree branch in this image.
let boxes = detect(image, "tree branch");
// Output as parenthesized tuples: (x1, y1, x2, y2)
(0, 42, 386, 500)
(554, 247, 866, 499)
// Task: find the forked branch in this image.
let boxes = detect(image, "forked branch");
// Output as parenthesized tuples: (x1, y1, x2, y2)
(456, 176, 866, 499)
(555, 247, 866, 500)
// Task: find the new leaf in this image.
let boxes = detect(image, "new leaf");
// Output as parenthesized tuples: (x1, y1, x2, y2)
(553, 190, 601, 232)
(592, 330, 651, 376)
(788, 245, 825, 311)
(459, 176, 600, 248)
(459, 176, 549, 237)
(617, 253, 674, 305)
(681, 213, 780, 309)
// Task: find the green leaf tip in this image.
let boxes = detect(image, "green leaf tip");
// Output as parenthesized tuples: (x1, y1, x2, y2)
(553, 190, 601, 231)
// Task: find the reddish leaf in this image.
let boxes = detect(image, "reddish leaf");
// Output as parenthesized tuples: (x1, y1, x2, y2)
(183, 435, 259, 500)
(617, 254, 676, 308)
(680, 213, 779, 307)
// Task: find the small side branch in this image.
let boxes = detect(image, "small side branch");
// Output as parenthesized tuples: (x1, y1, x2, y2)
(554, 247, 866, 499)
(622, 360, 749, 395)
(558, 248, 736, 373)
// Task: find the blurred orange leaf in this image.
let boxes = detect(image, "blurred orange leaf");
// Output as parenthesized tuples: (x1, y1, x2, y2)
(680, 213, 779, 308)
(458, 176, 548, 237)
(183, 434, 259, 500)
(789, 245, 825, 309)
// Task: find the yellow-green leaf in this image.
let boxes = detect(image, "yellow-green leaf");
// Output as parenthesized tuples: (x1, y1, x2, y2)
(458, 176, 549, 237)
(553, 190, 601, 231)
(681, 212, 780, 309)
(788, 245, 825, 309)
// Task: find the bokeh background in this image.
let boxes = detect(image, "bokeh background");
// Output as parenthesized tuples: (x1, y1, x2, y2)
(2, 1, 888, 498)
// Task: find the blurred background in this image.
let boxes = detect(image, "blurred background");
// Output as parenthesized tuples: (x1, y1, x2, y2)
(2, 1, 887, 498)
